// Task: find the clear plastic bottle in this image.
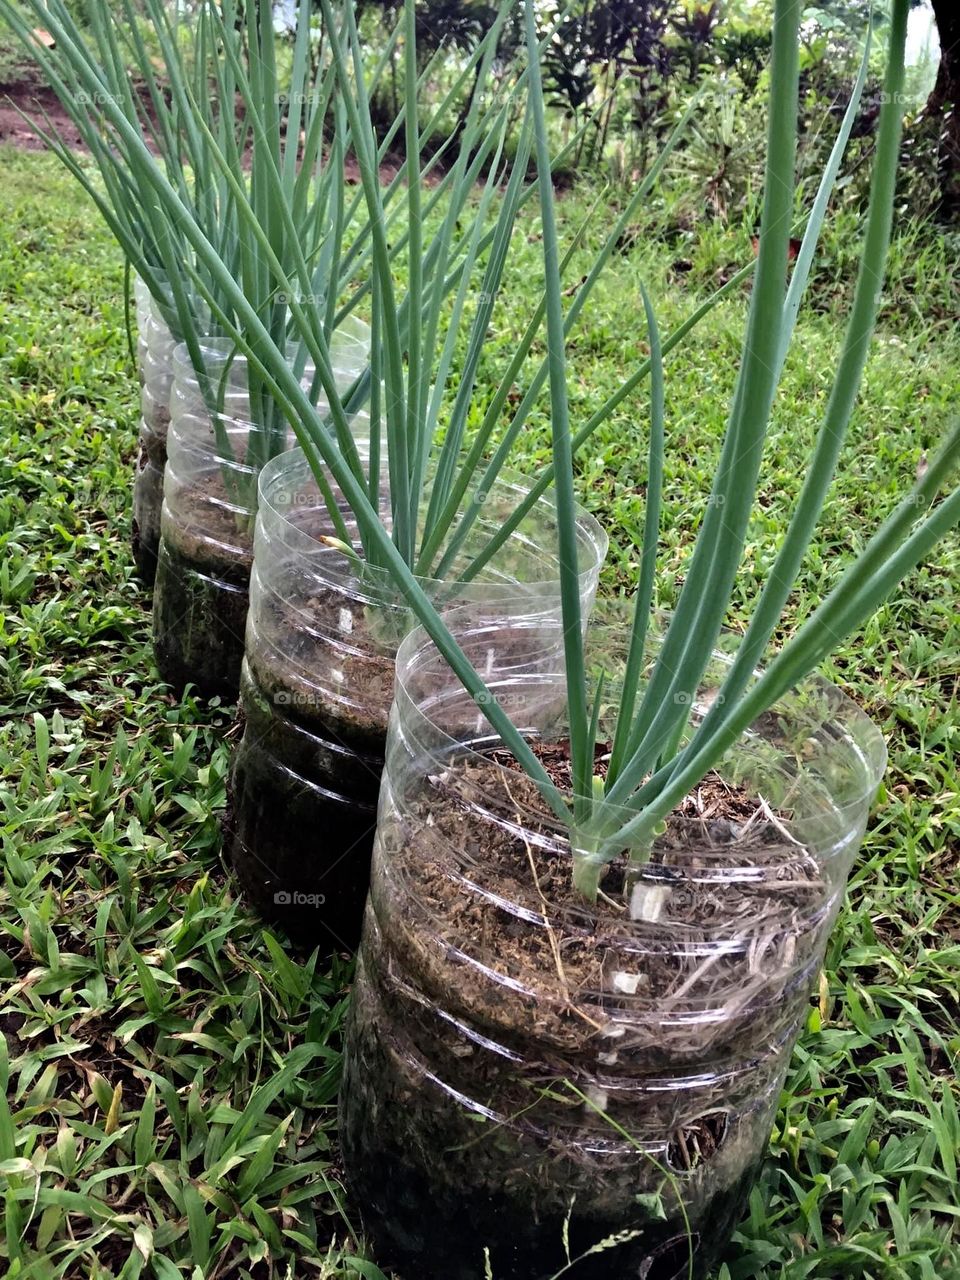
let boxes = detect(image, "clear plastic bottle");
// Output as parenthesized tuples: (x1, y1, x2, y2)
(340, 608, 887, 1279)
(132, 277, 177, 584)
(152, 322, 370, 698)
(225, 450, 608, 948)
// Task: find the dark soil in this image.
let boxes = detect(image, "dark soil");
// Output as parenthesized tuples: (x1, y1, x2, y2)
(216, 472, 398, 943)
(373, 749, 824, 1063)
(248, 575, 400, 752)
(223, 662, 382, 950)
(152, 536, 249, 698)
(0, 79, 89, 151)
(152, 479, 254, 698)
(0, 65, 402, 182)
(340, 745, 823, 1278)
(341, 927, 774, 1280)
(131, 418, 168, 587)
(131, 458, 163, 586)
(0, 66, 211, 154)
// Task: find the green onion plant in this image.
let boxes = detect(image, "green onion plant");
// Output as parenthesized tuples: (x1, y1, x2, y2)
(520, 0, 960, 896)
(1, 0, 484, 509)
(6, 0, 745, 572)
(0, 0, 365, 507)
(183, 0, 716, 574)
(261, 0, 956, 902)
(5, 0, 951, 906)
(4, 0, 652, 529)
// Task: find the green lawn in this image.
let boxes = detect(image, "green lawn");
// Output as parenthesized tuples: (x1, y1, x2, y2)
(1, 145, 959, 1280)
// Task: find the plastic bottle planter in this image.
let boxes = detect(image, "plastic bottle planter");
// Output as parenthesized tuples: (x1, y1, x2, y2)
(340, 613, 887, 1280)
(152, 324, 370, 699)
(225, 449, 607, 950)
(132, 279, 177, 584)
(133, 276, 151, 388)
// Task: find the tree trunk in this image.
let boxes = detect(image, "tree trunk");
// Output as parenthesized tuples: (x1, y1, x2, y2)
(926, 0, 960, 216)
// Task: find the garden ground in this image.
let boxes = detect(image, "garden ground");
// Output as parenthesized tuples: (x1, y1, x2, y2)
(1, 145, 959, 1279)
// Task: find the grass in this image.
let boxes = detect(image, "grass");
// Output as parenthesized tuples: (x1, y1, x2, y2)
(0, 143, 958, 1279)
